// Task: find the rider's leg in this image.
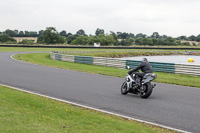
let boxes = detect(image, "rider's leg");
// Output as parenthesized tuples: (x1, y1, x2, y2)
(135, 72, 145, 85)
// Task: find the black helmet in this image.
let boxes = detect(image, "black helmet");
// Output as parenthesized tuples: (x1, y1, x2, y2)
(141, 58, 148, 63)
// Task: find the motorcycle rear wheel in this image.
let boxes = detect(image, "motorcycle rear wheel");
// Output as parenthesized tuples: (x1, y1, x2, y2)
(139, 82, 153, 98)
(121, 81, 129, 95)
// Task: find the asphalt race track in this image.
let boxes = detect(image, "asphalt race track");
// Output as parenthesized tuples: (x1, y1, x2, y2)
(0, 52, 200, 133)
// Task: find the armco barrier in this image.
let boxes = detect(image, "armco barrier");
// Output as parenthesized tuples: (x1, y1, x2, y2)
(75, 56, 93, 64)
(126, 60, 175, 73)
(175, 64, 200, 76)
(55, 54, 62, 61)
(62, 55, 74, 62)
(93, 57, 126, 69)
(150, 62, 175, 73)
(50, 52, 200, 76)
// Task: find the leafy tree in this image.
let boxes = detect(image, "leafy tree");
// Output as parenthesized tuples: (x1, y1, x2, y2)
(59, 30, 67, 37)
(129, 33, 135, 38)
(156, 39, 164, 45)
(14, 30, 18, 35)
(0, 34, 16, 43)
(67, 35, 78, 44)
(117, 32, 129, 39)
(122, 32, 129, 39)
(152, 38, 158, 45)
(18, 31, 25, 37)
(110, 31, 118, 40)
(87, 34, 116, 46)
(196, 34, 200, 42)
(29, 31, 38, 37)
(124, 37, 135, 46)
(117, 32, 122, 39)
(95, 28, 104, 36)
(178, 35, 188, 40)
(71, 36, 89, 45)
(188, 35, 196, 41)
(143, 38, 153, 45)
(4, 29, 17, 37)
(41, 27, 66, 44)
(38, 30, 44, 36)
(98, 34, 116, 46)
(117, 39, 125, 46)
(76, 29, 86, 36)
(37, 35, 45, 43)
(87, 36, 100, 45)
(135, 37, 143, 45)
(136, 33, 147, 38)
(163, 37, 177, 46)
(24, 31, 29, 37)
(159, 35, 168, 39)
(151, 32, 159, 39)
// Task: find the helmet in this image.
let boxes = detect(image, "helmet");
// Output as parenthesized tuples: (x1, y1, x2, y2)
(141, 58, 148, 63)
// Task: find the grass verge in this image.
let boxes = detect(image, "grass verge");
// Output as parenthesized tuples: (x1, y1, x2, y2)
(14, 53, 200, 88)
(0, 46, 199, 52)
(0, 47, 161, 52)
(0, 85, 172, 133)
(62, 51, 184, 58)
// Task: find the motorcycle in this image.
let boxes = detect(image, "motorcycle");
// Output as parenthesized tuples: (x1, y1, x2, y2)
(121, 66, 157, 98)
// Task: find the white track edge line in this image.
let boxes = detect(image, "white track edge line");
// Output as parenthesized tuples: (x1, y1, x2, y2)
(0, 83, 191, 133)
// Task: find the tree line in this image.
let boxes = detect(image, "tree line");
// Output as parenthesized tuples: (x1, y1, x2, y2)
(0, 27, 200, 46)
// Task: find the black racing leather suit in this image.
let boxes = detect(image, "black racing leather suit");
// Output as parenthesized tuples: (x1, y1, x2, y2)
(128, 61, 153, 80)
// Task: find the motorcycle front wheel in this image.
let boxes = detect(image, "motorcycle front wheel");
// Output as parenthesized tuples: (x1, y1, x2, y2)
(139, 82, 153, 98)
(121, 81, 129, 95)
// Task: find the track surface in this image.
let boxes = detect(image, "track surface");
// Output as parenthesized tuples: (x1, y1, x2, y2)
(0, 52, 200, 133)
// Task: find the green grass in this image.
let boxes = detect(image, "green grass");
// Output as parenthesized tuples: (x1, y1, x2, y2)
(0, 85, 172, 133)
(0, 45, 200, 52)
(0, 47, 99, 52)
(14, 53, 200, 88)
(0, 46, 162, 52)
(63, 51, 185, 58)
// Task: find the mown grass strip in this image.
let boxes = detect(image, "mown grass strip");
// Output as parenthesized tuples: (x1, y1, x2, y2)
(14, 53, 200, 88)
(1, 46, 199, 52)
(61, 51, 184, 58)
(0, 47, 158, 52)
(0, 85, 173, 133)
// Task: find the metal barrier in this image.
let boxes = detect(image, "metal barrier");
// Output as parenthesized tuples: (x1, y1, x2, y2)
(75, 56, 93, 64)
(50, 52, 200, 76)
(175, 64, 200, 76)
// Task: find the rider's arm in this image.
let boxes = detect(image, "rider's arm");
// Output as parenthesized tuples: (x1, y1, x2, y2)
(128, 63, 143, 75)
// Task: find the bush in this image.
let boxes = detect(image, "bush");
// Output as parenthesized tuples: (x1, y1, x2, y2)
(19, 39, 34, 44)
(0, 34, 17, 43)
(181, 42, 190, 46)
(71, 36, 89, 45)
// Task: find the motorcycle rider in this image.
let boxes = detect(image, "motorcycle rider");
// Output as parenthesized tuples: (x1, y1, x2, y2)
(127, 58, 153, 85)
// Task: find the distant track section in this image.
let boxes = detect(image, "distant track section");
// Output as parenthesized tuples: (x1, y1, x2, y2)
(1, 45, 200, 50)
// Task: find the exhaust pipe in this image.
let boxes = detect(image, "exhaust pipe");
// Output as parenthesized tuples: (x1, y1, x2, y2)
(152, 84, 156, 88)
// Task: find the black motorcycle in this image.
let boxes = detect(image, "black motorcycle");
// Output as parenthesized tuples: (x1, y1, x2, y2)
(121, 66, 157, 98)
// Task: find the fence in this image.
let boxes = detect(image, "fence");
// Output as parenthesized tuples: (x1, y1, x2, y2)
(50, 52, 200, 76)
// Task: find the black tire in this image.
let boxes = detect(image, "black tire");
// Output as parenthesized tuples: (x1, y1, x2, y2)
(139, 82, 153, 99)
(121, 81, 129, 95)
